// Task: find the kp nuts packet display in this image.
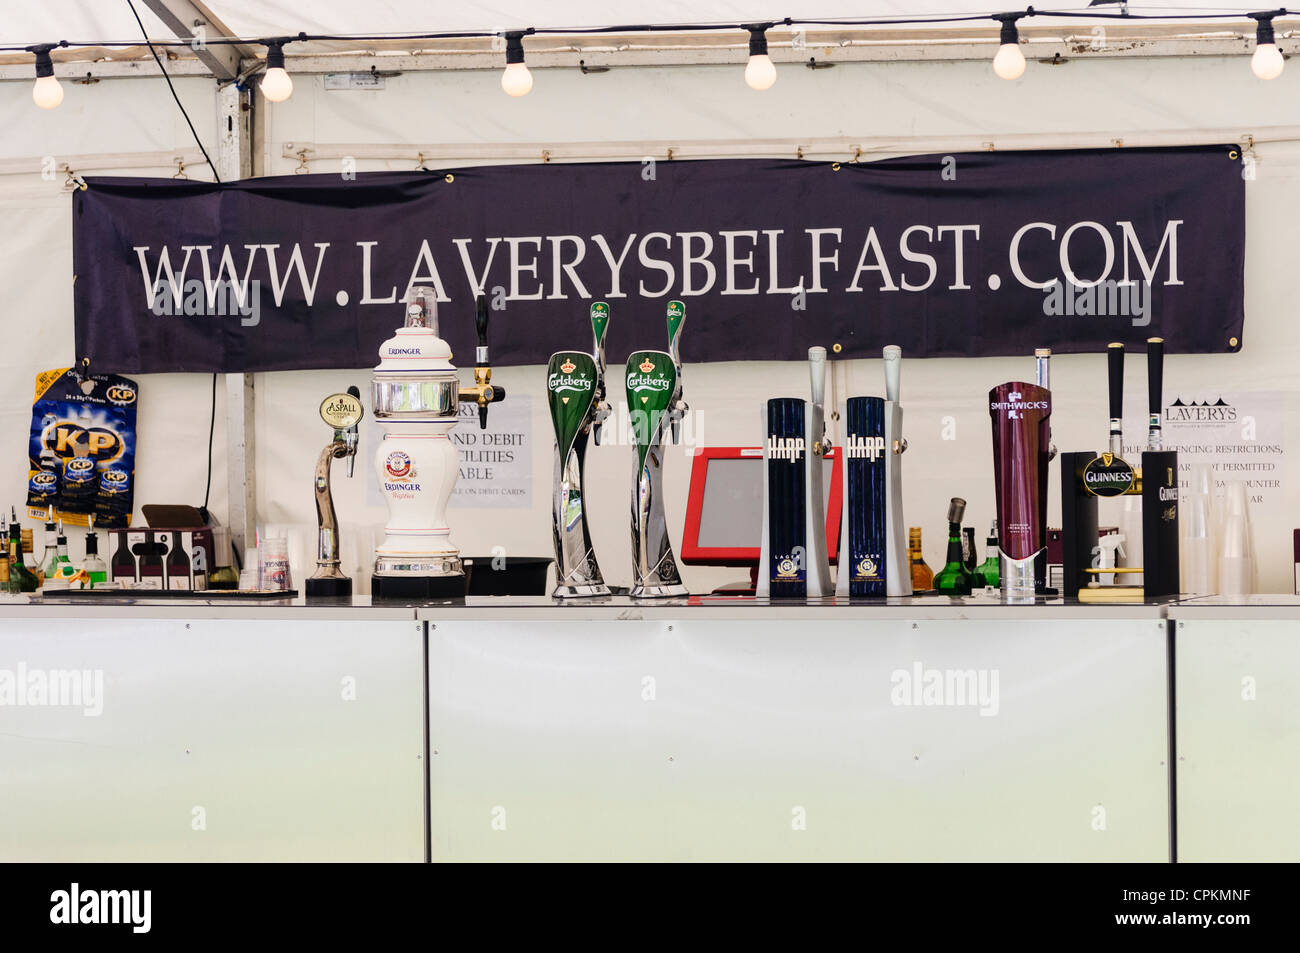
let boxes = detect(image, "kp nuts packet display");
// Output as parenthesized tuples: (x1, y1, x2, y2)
(26, 368, 138, 528)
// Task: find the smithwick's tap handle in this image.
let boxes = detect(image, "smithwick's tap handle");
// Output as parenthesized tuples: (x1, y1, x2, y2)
(1147, 337, 1164, 450)
(1107, 342, 1124, 454)
(883, 345, 901, 404)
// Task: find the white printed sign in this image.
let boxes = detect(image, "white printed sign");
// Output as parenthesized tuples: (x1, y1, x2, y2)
(1146, 390, 1284, 508)
(449, 394, 532, 509)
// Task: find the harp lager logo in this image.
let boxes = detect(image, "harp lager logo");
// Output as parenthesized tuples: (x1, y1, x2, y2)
(767, 436, 805, 461)
(845, 434, 885, 459)
(775, 555, 802, 579)
(855, 555, 881, 580)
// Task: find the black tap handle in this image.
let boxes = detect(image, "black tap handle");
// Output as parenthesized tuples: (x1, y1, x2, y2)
(1146, 338, 1164, 419)
(1107, 342, 1124, 423)
(475, 294, 490, 367)
(477, 385, 505, 430)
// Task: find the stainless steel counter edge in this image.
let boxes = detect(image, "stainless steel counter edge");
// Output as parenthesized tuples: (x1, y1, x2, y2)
(9, 592, 1297, 621)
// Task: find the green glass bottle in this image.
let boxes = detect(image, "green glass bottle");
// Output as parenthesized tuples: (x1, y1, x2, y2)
(977, 520, 1001, 589)
(9, 520, 41, 594)
(933, 497, 974, 596)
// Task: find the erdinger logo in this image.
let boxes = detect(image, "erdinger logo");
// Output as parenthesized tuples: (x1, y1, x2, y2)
(385, 450, 412, 479)
(106, 385, 136, 405)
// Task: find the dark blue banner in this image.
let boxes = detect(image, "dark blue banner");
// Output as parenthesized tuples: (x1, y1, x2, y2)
(73, 147, 1244, 372)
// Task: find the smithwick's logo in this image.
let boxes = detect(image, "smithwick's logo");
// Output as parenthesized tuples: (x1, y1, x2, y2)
(385, 450, 413, 479)
(990, 390, 1050, 420)
(768, 436, 805, 461)
(50, 883, 151, 933)
(846, 434, 885, 460)
(560, 359, 576, 374)
(639, 357, 656, 373)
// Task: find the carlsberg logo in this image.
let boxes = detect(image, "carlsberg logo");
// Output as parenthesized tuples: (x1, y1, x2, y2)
(548, 373, 593, 393)
(626, 373, 671, 392)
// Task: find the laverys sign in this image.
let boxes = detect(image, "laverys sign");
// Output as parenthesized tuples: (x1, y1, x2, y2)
(74, 148, 1243, 372)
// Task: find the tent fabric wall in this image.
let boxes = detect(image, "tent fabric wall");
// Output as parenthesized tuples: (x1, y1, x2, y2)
(1, 54, 1296, 592)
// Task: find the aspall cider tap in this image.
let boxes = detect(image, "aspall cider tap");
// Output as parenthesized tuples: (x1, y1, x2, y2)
(371, 286, 503, 599)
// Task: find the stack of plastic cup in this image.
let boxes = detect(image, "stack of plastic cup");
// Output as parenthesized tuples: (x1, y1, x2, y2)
(1180, 464, 1216, 596)
(1217, 482, 1255, 596)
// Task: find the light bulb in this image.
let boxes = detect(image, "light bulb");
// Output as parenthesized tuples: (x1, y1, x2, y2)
(993, 43, 1026, 80)
(1252, 43, 1284, 80)
(745, 54, 777, 91)
(260, 67, 293, 102)
(501, 62, 533, 96)
(33, 75, 63, 109)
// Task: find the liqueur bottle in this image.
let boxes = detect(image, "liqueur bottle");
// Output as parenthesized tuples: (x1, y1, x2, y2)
(81, 524, 108, 588)
(977, 521, 1001, 589)
(9, 521, 40, 594)
(0, 511, 10, 591)
(933, 498, 974, 596)
(908, 527, 933, 591)
(962, 527, 978, 573)
(38, 516, 59, 585)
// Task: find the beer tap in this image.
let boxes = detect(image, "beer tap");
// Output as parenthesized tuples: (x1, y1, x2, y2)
(666, 300, 688, 444)
(460, 293, 506, 429)
(591, 302, 612, 446)
(306, 386, 363, 598)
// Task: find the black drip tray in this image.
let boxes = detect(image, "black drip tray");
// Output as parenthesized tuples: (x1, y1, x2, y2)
(463, 556, 552, 596)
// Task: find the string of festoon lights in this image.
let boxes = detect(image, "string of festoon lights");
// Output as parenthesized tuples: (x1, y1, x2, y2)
(11, 6, 1297, 110)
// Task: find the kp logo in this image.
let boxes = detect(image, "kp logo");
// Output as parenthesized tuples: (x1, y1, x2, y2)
(106, 385, 136, 405)
(385, 450, 413, 479)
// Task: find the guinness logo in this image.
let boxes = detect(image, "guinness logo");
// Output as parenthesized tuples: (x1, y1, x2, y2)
(639, 358, 655, 373)
(560, 359, 576, 374)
